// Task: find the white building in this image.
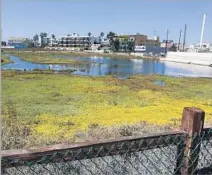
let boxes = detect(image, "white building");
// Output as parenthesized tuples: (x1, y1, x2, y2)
(7, 37, 28, 48)
(57, 34, 91, 47)
(49, 38, 58, 46)
(101, 38, 110, 46)
(134, 45, 146, 52)
(188, 42, 212, 52)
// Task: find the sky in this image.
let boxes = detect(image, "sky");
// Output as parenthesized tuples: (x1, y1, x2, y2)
(2, 0, 212, 43)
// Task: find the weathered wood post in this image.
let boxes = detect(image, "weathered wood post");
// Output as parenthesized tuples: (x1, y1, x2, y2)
(175, 107, 205, 175)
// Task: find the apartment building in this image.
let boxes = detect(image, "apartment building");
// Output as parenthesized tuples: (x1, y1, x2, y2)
(57, 34, 91, 47)
(8, 37, 28, 49)
(118, 34, 160, 47)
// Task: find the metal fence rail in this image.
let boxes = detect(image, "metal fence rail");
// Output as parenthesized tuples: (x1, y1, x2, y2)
(1, 132, 185, 175)
(1, 107, 212, 175)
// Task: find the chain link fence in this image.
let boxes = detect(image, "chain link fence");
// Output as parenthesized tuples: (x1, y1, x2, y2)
(1, 128, 212, 175)
(196, 128, 212, 174)
(2, 107, 212, 175)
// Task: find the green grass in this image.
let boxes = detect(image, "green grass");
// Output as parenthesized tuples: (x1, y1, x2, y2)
(3, 50, 153, 62)
(1, 55, 13, 65)
(4, 51, 89, 64)
(1, 70, 212, 149)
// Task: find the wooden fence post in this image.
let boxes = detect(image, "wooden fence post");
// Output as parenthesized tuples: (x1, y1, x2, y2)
(176, 107, 205, 175)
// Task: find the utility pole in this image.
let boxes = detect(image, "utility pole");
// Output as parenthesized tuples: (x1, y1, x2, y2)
(165, 29, 169, 55)
(178, 30, 182, 51)
(200, 14, 206, 49)
(183, 24, 187, 51)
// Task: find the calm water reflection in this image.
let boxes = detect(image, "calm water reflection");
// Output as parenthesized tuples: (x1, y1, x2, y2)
(1, 55, 212, 79)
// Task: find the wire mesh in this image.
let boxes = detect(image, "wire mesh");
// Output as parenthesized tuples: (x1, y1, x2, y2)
(175, 128, 212, 175)
(196, 128, 212, 174)
(2, 129, 212, 175)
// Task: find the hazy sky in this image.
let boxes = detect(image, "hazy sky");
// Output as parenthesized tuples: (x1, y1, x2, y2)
(2, 0, 212, 43)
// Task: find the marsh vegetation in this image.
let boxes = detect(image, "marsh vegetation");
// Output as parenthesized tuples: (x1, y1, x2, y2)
(2, 70, 212, 149)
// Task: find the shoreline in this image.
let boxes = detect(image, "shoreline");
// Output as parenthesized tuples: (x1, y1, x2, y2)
(3, 49, 160, 61)
(1, 55, 14, 65)
(2, 49, 212, 67)
(53, 50, 212, 67)
(3, 52, 90, 65)
(159, 58, 212, 67)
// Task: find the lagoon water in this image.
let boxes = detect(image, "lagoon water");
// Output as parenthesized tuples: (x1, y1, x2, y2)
(2, 54, 212, 79)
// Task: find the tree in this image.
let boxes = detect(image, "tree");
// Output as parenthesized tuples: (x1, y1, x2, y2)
(100, 32, 104, 38)
(23, 39, 34, 48)
(128, 39, 135, 53)
(39, 32, 48, 47)
(121, 37, 128, 52)
(32, 34, 39, 47)
(39, 33, 44, 46)
(107, 31, 117, 51)
(126, 37, 135, 53)
(51, 34, 55, 39)
(87, 32, 92, 46)
(43, 33, 47, 38)
(99, 32, 105, 44)
(114, 38, 120, 52)
(1, 41, 7, 46)
(39, 33, 44, 38)
(28, 42, 35, 48)
(107, 31, 116, 40)
(33, 34, 39, 41)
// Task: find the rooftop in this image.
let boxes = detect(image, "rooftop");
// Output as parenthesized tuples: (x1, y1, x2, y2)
(8, 37, 27, 41)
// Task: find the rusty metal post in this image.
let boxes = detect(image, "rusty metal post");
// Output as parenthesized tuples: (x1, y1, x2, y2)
(175, 107, 205, 175)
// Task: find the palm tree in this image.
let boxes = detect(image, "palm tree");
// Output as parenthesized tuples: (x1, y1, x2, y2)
(39, 33, 44, 39)
(100, 32, 104, 38)
(39, 33, 48, 47)
(43, 33, 47, 38)
(106, 31, 116, 40)
(99, 32, 104, 44)
(88, 32, 92, 46)
(39, 33, 45, 47)
(51, 34, 55, 39)
(33, 34, 39, 41)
